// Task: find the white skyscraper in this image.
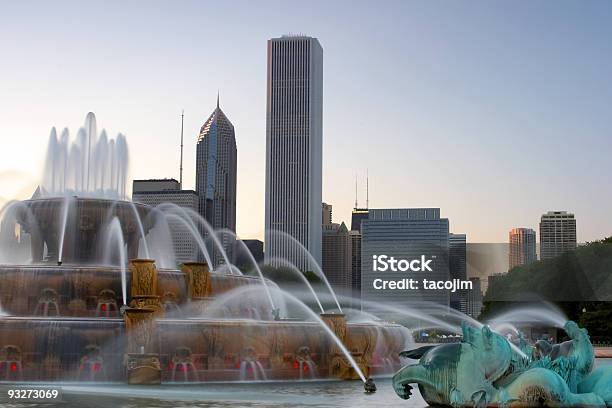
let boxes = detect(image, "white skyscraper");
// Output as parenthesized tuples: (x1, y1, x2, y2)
(265, 36, 323, 271)
(539, 211, 577, 260)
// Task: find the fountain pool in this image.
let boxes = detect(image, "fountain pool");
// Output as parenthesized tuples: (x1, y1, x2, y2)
(1, 359, 611, 408)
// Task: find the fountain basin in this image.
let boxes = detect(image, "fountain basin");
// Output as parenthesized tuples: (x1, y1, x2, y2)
(0, 316, 405, 382)
(0, 196, 407, 385)
(12, 198, 151, 264)
(0, 264, 267, 317)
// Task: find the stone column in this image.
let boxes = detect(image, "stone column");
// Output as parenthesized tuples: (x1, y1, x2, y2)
(124, 307, 161, 384)
(182, 262, 212, 299)
(320, 313, 365, 380)
(128, 259, 162, 315)
(182, 262, 212, 315)
(124, 308, 156, 354)
(320, 313, 347, 356)
(124, 259, 163, 385)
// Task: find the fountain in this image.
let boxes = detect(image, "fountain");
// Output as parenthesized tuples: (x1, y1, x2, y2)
(269, 231, 343, 312)
(0, 113, 405, 384)
(5, 113, 605, 405)
(264, 256, 325, 314)
(57, 195, 73, 264)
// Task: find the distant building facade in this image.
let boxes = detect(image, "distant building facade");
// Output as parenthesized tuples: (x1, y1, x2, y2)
(487, 272, 506, 292)
(132, 178, 198, 265)
(242, 239, 264, 263)
(265, 35, 323, 271)
(351, 208, 369, 232)
(509, 227, 537, 270)
(349, 208, 368, 299)
(449, 233, 467, 314)
(196, 99, 237, 266)
(349, 229, 362, 297)
(539, 211, 576, 260)
(466, 277, 483, 318)
(322, 222, 352, 291)
(322, 203, 332, 226)
(361, 208, 450, 315)
(234, 239, 264, 272)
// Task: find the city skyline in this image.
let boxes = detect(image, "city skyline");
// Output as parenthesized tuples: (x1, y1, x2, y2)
(2, 1, 612, 243)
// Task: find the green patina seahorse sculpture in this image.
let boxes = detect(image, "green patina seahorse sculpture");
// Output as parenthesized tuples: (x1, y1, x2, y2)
(392, 321, 612, 407)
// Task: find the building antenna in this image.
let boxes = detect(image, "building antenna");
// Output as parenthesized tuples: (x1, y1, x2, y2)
(354, 174, 358, 209)
(179, 109, 184, 189)
(366, 169, 369, 209)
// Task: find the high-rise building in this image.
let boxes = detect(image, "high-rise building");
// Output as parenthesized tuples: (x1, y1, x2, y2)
(265, 35, 323, 271)
(361, 208, 450, 315)
(539, 211, 576, 260)
(322, 222, 352, 291)
(242, 239, 264, 263)
(487, 272, 506, 295)
(509, 227, 537, 270)
(349, 229, 362, 297)
(466, 277, 483, 318)
(351, 208, 369, 232)
(234, 239, 264, 271)
(349, 208, 368, 299)
(132, 179, 198, 265)
(449, 233, 467, 314)
(196, 98, 237, 266)
(322, 202, 332, 226)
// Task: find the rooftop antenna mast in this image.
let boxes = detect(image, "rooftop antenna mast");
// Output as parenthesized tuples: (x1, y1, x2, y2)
(179, 109, 184, 189)
(366, 169, 369, 209)
(354, 174, 358, 209)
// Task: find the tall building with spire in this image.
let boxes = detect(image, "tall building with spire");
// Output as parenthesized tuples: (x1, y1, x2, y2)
(265, 35, 323, 271)
(196, 96, 237, 266)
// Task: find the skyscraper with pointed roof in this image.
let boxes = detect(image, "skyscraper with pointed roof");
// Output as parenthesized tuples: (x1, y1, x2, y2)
(196, 96, 237, 266)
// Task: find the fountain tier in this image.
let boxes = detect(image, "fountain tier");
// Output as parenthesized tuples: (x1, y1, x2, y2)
(0, 197, 405, 383)
(10, 198, 150, 264)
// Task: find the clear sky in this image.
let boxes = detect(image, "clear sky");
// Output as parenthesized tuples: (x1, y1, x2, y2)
(1, 1, 611, 242)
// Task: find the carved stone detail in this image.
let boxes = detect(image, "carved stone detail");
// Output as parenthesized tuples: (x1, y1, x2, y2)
(129, 259, 157, 297)
(182, 262, 211, 299)
(124, 308, 156, 354)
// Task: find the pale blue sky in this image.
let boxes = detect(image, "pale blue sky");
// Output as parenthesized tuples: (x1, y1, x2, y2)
(1, 1, 611, 242)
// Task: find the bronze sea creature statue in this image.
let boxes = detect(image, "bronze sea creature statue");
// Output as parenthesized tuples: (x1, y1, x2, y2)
(393, 321, 612, 407)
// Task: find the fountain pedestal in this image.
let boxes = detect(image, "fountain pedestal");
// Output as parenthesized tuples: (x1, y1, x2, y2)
(320, 313, 347, 355)
(329, 353, 369, 380)
(125, 259, 162, 385)
(129, 259, 163, 315)
(183, 262, 212, 298)
(124, 308, 161, 385)
(182, 262, 212, 315)
(126, 353, 161, 385)
(320, 313, 370, 380)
